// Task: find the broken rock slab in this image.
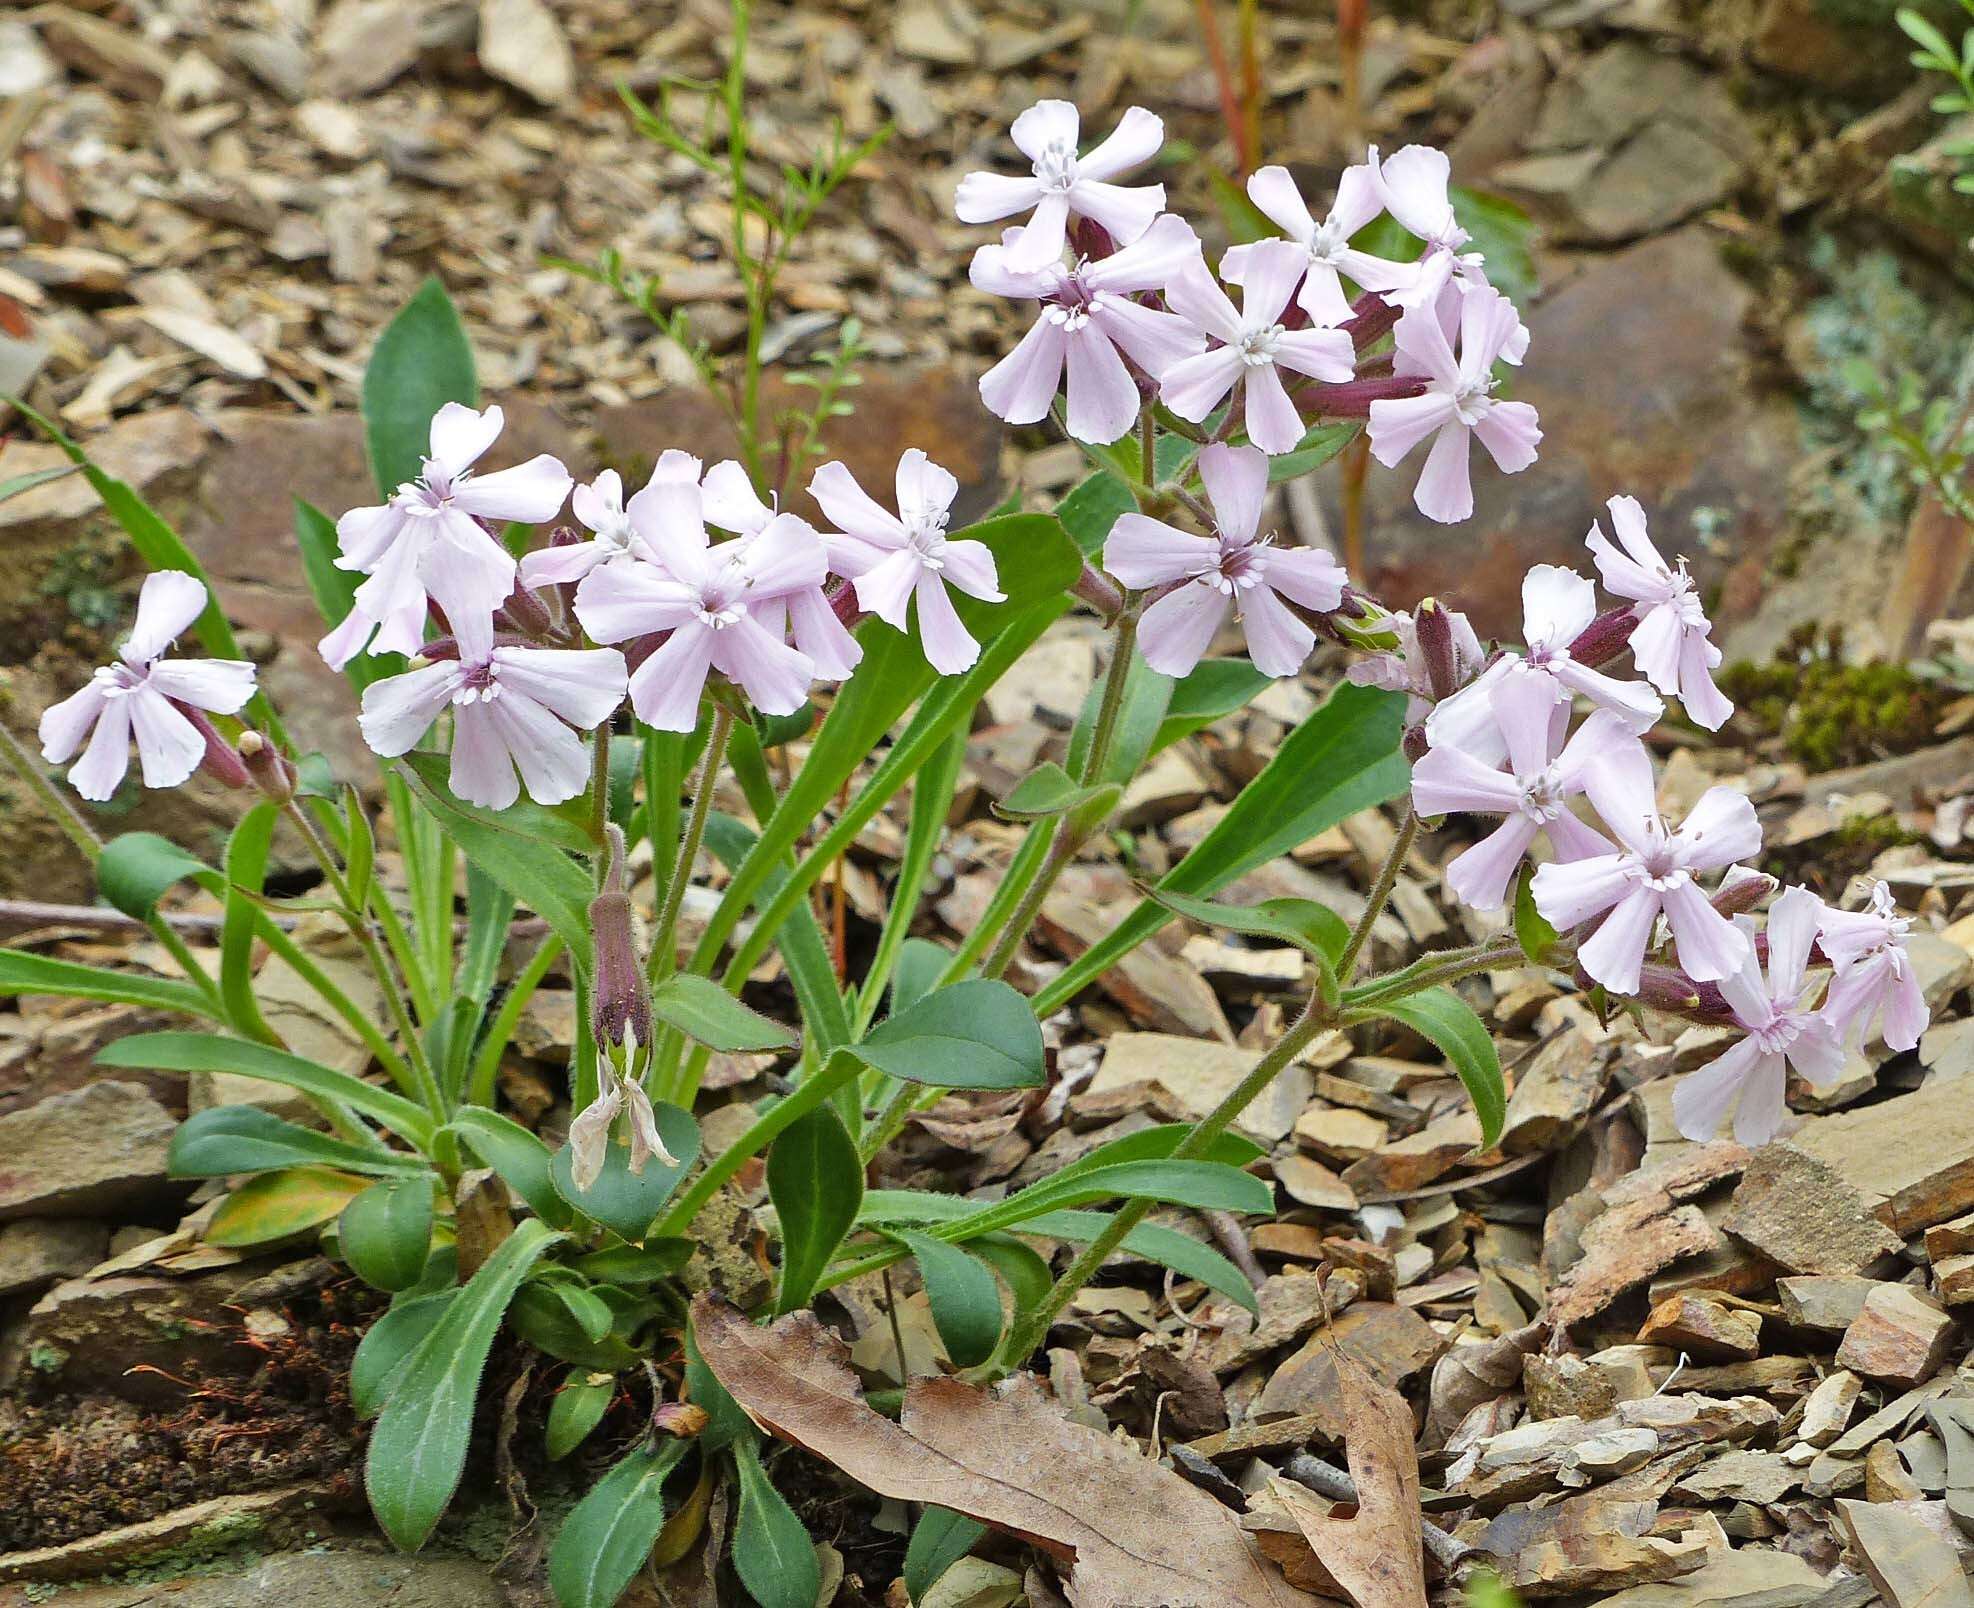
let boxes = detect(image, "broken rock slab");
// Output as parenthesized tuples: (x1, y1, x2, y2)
(0, 1217, 109, 1298)
(1724, 1141, 1906, 1275)
(1835, 1284, 1958, 1389)
(0, 1082, 181, 1221)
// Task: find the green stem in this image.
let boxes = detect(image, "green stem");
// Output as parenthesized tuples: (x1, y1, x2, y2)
(1335, 807, 1418, 982)
(651, 704, 733, 986)
(467, 932, 564, 1108)
(381, 774, 439, 1022)
(1343, 937, 1525, 1011)
(653, 1051, 861, 1237)
(935, 825, 1054, 987)
(252, 912, 415, 1097)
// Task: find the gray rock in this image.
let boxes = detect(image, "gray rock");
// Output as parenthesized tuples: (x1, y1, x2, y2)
(0, 1218, 109, 1298)
(0, 1082, 181, 1222)
(477, 0, 575, 104)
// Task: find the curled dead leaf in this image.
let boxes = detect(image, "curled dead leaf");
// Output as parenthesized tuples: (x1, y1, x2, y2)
(691, 1294, 1320, 1608)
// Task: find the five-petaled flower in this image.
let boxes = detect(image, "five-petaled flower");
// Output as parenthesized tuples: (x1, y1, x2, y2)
(1372, 145, 1486, 310)
(954, 100, 1167, 273)
(358, 644, 627, 811)
(517, 467, 658, 589)
(1532, 738, 1762, 994)
(1412, 678, 1629, 912)
(322, 403, 572, 668)
(972, 213, 1205, 443)
(1367, 286, 1540, 524)
(810, 451, 1004, 676)
(1818, 881, 1929, 1053)
(1220, 159, 1413, 324)
(41, 571, 258, 802)
(575, 471, 831, 730)
(1585, 495, 1733, 731)
(1672, 887, 1846, 1145)
(1104, 443, 1346, 678)
(1161, 241, 1357, 455)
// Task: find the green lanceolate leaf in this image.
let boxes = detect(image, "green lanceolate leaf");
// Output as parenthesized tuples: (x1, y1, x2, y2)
(904, 1507, 988, 1604)
(1035, 682, 1408, 1017)
(206, 1165, 372, 1247)
(769, 1102, 863, 1316)
(0, 950, 220, 1019)
(731, 1436, 821, 1608)
(98, 1032, 435, 1148)
(549, 1102, 699, 1244)
(1513, 865, 1562, 966)
(544, 1370, 616, 1461)
(351, 1288, 457, 1419)
(1010, 1158, 1274, 1219)
(992, 761, 1121, 824)
(852, 979, 1045, 1090)
(1151, 657, 1273, 754)
(394, 759, 594, 959)
(363, 276, 477, 497)
(547, 1439, 690, 1608)
(1024, 1209, 1259, 1314)
(449, 1108, 573, 1228)
(219, 802, 281, 1044)
(167, 1106, 411, 1179)
(366, 1217, 563, 1549)
(96, 833, 218, 921)
(1066, 649, 1173, 789)
(399, 753, 595, 854)
(889, 1228, 1002, 1368)
(340, 1175, 436, 1292)
(1368, 985, 1506, 1149)
(1266, 421, 1359, 482)
(509, 1283, 642, 1371)
(650, 973, 798, 1052)
(1143, 888, 1349, 973)
(0, 462, 80, 503)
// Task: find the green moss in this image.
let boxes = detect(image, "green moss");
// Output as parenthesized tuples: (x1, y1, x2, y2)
(26, 1341, 69, 1374)
(1718, 625, 1948, 770)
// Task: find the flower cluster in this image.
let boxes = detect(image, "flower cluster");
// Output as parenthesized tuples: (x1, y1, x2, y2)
(960, 113, 1541, 522)
(1398, 500, 1927, 1145)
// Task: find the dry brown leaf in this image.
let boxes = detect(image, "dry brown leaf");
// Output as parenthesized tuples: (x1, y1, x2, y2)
(692, 1295, 1319, 1608)
(1268, 1352, 1429, 1608)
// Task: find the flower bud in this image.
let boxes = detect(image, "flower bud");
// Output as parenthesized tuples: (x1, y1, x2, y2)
(1413, 599, 1461, 701)
(1403, 722, 1430, 762)
(1566, 605, 1640, 671)
(1069, 216, 1116, 260)
(1711, 866, 1776, 918)
(1071, 562, 1125, 620)
(496, 580, 553, 639)
(183, 707, 250, 789)
(588, 827, 652, 1052)
(1342, 291, 1401, 352)
(237, 729, 298, 802)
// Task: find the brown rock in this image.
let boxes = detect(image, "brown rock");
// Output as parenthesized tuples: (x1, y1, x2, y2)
(1936, 1252, 1974, 1308)
(1034, 897, 1232, 1040)
(1256, 1302, 1444, 1427)
(1724, 1143, 1903, 1276)
(1835, 1285, 1956, 1389)
(1475, 1494, 1709, 1597)
(1498, 1028, 1611, 1155)
(1778, 1274, 1882, 1334)
(1864, 1440, 1925, 1504)
(1272, 1153, 1358, 1212)
(1340, 1111, 1481, 1197)
(1636, 1293, 1761, 1360)
(0, 1082, 182, 1221)
(1292, 1106, 1387, 1165)
(1086, 1034, 1310, 1145)
(1791, 1078, 1974, 1238)
(0, 1217, 109, 1298)
(1250, 1222, 1328, 1262)
(1835, 1498, 1974, 1608)
(1800, 1370, 1864, 1448)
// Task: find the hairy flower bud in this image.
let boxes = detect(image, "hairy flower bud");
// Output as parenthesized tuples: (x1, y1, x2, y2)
(495, 579, 553, 640)
(1413, 598, 1462, 702)
(1565, 605, 1640, 671)
(184, 707, 251, 789)
(236, 729, 298, 802)
(1711, 867, 1776, 918)
(1403, 722, 1430, 762)
(588, 827, 652, 1052)
(1342, 290, 1401, 352)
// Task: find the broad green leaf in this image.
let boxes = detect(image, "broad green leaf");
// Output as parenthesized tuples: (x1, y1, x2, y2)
(905, 1508, 987, 1604)
(206, 1165, 371, 1247)
(1023, 1209, 1259, 1314)
(769, 1102, 863, 1315)
(340, 1175, 436, 1292)
(219, 803, 281, 1044)
(1009, 1158, 1274, 1220)
(0, 949, 220, 1019)
(570, 1240, 694, 1285)
(545, 1370, 616, 1461)
(167, 1106, 414, 1179)
(1034, 682, 1407, 1017)
(1267, 421, 1359, 483)
(889, 937, 950, 1016)
(363, 276, 477, 497)
(1153, 658, 1274, 753)
(992, 761, 1119, 823)
(852, 979, 1045, 1090)
(650, 973, 798, 1051)
(449, 1108, 573, 1229)
(529, 1276, 614, 1344)
(1450, 188, 1538, 308)
(351, 1289, 456, 1418)
(1513, 866, 1561, 966)
(963, 1233, 1053, 1320)
(548, 1439, 690, 1608)
(731, 1436, 820, 1608)
(394, 759, 593, 960)
(96, 833, 217, 921)
(549, 1102, 699, 1244)
(1143, 889, 1349, 964)
(1368, 986, 1505, 1148)
(509, 1283, 643, 1370)
(98, 1032, 435, 1148)
(890, 1228, 1002, 1368)
(366, 1216, 562, 1549)
(1066, 649, 1174, 789)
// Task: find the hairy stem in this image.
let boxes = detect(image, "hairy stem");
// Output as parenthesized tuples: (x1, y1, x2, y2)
(1336, 807, 1418, 982)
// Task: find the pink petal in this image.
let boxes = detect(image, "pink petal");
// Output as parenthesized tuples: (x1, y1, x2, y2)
(911, 573, 982, 675)
(1662, 879, 1749, 984)
(1409, 421, 1474, 523)
(40, 682, 110, 765)
(1164, 263, 1244, 347)
(1580, 738, 1660, 858)
(1001, 191, 1071, 273)
(628, 623, 717, 732)
(318, 606, 379, 670)
(1063, 325, 1141, 444)
(1159, 347, 1245, 424)
(700, 460, 773, 536)
(519, 541, 607, 589)
(1444, 816, 1540, 912)
(1729, 1052, 1789, 1147)
(334, 503, 407, 573)
(1411, 742, 1523, 819)
(125, 685, 206, 790)
(1671, 1037, 1763, 1142)
(786, 587, 863, 680)
(1521, 565, 1596, 647)
(1329, 161, 1386, 235)
(1490, 663, 1566, 781)
(626, 476, 714, 582)
(853, 549, 925, 631)
(452, 454, 572, 524)
(1674, 785, 1762, 872)
(979, 315, 1071, 426)
(938, 539, 1004, 603)
(571, 470, 625, 534)
(738, 514, 829, 599)
(1576, 884, 1662, 994)
(1090, 297, 1205, 379)
(955, 170, 1046, 225)
(968, 240, 1061, 300)
(1765, 885, 1823, 1001)
(895, 449, 959, 527)
(1551, 660, 1664, 731)
(1009, 99, 1080, 162)
(1074, 106, 1162, 182)
(1261, 545, 1347, 612)
(124, 571, 211, 666)
(1678, 633, 1733, 731)
(1375, 145, 1456, 241)
(1367, 392, 1456, 467)
(711, 615, 815, 715)
(1295, 264, 1355, 328)
(1197, 443, 1269, 544)
(1272, 327, 1355, 382)
(492, 645, 627, 729)
(146, 658, 257, 714)
(1531, 853, 1633, 931)
(1242, 364, 1304, 456)
(1235, 240, 1307, 329)
(1388, 303, 1461, 389)
(574, 560, 700, 644)
(483, 688, 593, 805)
(1237, 584, 1314, 678)
(1471, 400, 1541, 474)
(1786, 1016, 1848, 1090)
(67, 697, 133, 801)
(810, 462, 907, 549)
(1085, 213, 1202, 292)
(359, 661, 462, 756)
(1105, 514, 1214, 589)
(1137, 583, 1230, 677)
(1068, 180, 1164, 247)
(427, 402, 504, 475)
(1244, 165, 1316, 244)
(449, 703, 520, 810)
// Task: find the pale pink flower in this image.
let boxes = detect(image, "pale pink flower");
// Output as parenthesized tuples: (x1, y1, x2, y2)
(1412, 680, 1628, 912)
(1532, 739, 1762, 994)
(1367, 286, 1540, 524)
(810, 451, 1003, 676)
(1220, 159, 1413, 323)
(322, 404, 572, 668)
(1104, 443, 1346, 678)
(1345, 603, 1486, 721)
(1672, 887, 1846, 1145)
(1371, 145, 1485, 310)
(1585, 495, 1732, 731)
(517, 465, 671, 589)
(1160, 242, 1356, 455)
(972, 214, 1205, 443)
(575, 473, 827, 731)
(358, 644, 626, 811)
(1424, 567, 1662, 766)
(1818, 881, 1929, 1052)
(40, 571, 258, 802)
(955, 101, 1166, 273)
(696, 460, 862, 680)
